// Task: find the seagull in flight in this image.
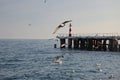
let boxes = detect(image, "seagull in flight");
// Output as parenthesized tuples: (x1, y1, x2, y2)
(53, 20, 72, 34)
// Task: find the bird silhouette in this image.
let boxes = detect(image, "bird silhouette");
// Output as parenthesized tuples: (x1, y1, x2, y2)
(53, 20, 72, 34)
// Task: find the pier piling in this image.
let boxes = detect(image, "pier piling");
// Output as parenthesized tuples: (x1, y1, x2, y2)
(73, 39, 79, 49)
(103, 39, 107, 51)
(68, 38, 72, 49)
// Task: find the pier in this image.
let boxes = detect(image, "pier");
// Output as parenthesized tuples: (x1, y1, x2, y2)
(56, 33, 120, 51)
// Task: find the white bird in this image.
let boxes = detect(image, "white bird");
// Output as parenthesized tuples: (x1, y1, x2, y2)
(61, 43, 68, 48)
(96, 63, 102, 72)
(53, 53, 73, 64)
(53, 55, 64, 64)
(53, 20, 72, 34)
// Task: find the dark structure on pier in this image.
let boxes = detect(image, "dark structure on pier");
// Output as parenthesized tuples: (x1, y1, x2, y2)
(57, 33, 120, 52)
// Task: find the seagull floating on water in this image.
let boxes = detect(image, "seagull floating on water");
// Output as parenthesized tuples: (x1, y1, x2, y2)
(53, 55, 64, 64)
(96, 63, 102, 72)
(53, 20, 72, 34)
(53, 53, 73, 64)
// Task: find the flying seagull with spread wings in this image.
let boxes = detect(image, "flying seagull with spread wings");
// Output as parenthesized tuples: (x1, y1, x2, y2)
(53, 20, 72, 34)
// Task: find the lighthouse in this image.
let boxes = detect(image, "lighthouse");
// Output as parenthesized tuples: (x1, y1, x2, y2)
(68, 23, 72, 48)
(69, 23, 72, 37)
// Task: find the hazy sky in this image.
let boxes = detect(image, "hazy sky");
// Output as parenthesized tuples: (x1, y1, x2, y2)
(0, 0, 120, 39)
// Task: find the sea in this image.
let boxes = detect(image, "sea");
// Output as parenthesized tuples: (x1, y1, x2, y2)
(0, 39, 120, 80)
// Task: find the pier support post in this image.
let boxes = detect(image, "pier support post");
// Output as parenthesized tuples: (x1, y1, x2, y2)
(103, 40, 107, 51)
(68, 38, 72, 49)
(119, 45, 120, 51)
(108, 39, 114, 51)
(98, 39, 102, 51)
(113, 39, 118, 51)
(60, 39, 66, 48)
(108, 39, 118, 51)
(94, 40, 98, 50)
(87, 39, 93, 51)
(80, 39, 86, 50)
(73, 39, 79, 49)
(93, 40, 95, 50)
(54, 44, 57, 48)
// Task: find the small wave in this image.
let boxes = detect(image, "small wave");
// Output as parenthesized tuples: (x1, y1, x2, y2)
(0, 58, 23, 63)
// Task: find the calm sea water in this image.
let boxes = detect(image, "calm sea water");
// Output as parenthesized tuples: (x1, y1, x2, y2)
(0, 39, 120, 80)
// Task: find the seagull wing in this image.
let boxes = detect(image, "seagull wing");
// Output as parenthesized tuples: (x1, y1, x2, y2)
(53, 27, 59, 34)
(62, 20, 72, 24)
(61, 44, 67, 47)
(53, 25, 64, 34)
(53, 20, 72, 34)
(56, 55, 63, 61)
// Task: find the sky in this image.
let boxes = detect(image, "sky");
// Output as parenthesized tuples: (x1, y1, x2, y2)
(0, 0, 120, 39)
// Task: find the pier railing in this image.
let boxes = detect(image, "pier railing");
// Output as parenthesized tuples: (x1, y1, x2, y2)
(57, 33, 120, 39)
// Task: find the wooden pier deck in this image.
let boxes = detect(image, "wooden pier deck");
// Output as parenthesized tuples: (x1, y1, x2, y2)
(56, 33, 120, 51)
